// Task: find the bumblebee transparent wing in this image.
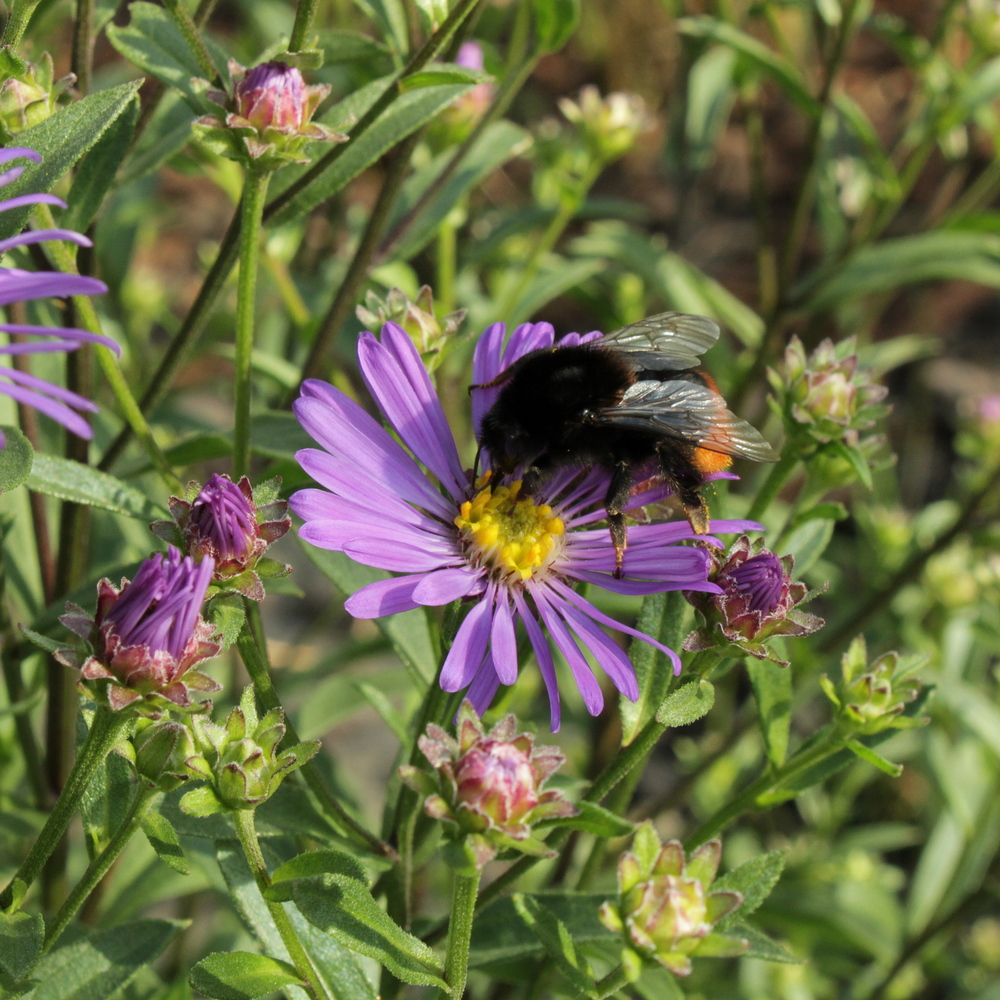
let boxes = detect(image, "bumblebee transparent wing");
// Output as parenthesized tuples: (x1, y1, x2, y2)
(600, 379, 778, 462)
(599, 312, 721, 371)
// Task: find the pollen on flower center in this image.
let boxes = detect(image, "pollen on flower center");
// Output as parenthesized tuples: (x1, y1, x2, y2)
(454, 475, 565, 581)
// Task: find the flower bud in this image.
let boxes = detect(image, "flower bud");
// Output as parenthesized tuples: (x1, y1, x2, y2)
(558, 86, 652, 163)
(151, 475, 291, 600)
(399, 701, 577, 869)
(180, 687, 319, 814)
(599, 823, 747, 978)
(683, 536, 824, 667)
(821, 636, 923, 736)
(133, 719, 198, 791)
(56, 548, 221, 714)
(356, 288, 465, 369)
(435, 42, 495, 142)
(0, 51, 74, 139)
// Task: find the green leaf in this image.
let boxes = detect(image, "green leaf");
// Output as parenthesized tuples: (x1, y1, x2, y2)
(781, 516, 835, 576)
(106, 2, 220, 103)
(679, 46, 737, 173)
(352, 0, 408, 54)
(621, 591, 686, 745)
(390, 120, 532, 259)
(678, 18, 820, 117)
(268, 849, 370, 899)
(270, 77, 476, 226)
(533, 0, 581, 52)
(712, 850, 786, 926)
(179, 785, 227, 817)
(190, 953, 303, 1000)
(355, 682, 410, 745)
(0, 80, 144, 241)
(205, 594, 246, 654)
(301, 543, 436, 686)
(317, 29, 392, 65)
(511, 895, 596, 997)
(63, 96, 140, 232)
(120, 92, 198, 185)
(845, 738, 904, 777)
(729, 922, 802, 963)
(140, 810, 190, 875)
(26, 456, 163, 520)
(0, 909, 44, 981)
(542, 800, 633, 838)
(0, 427, 33, 494)
(30, 919, 181, 1000)
(633, 965, 685, 1000)
(747, 658, 792, 767)
(400, 63, 489, 91)
(656, 678, 715, 727)
(826, 439, 874, 491)
(293, 875, 446, 988)
(247, 411, 313, 460)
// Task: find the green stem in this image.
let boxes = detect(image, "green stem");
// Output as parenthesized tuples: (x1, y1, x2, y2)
(43, 787, 158, 950)
(233, 170, 271, 479)
(436, 212, 458, 317)
(746, 450, 799, 523)
(0, 707, 132, 911)
(588, 964, 629, 1000)
(235, 606, 394, 858)
(233, 809, 331, 1000)
(161, 0, 220, 85)
(71, 0, 95, 95)
(288, 0, 320, 52)
(34, 205, 181, 493)
(1, 0, 41, 45)
(441, 868, 482, 999)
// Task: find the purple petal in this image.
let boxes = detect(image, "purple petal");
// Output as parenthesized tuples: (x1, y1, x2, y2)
(298, 518, 452, 558)
(464, 657, 501, 716)
(342, 536, 459, 573)
(512, 589, 561, 731)
(0, 193, 67, 214)
(0, 322, 120, 356)
(440, 593, 494, 692)
(556, 600, 638, 701)
(0, 166, 25, 188)
(504, 322, 554, 365)
(344, 575, 426, 618)
(290, 480, 447, 536)
(0, 269, 107, 306)
(357, 329, 466, 497)
(470, 321, 506, 431)
(0, 228, 93, 255)
(412, 567, 485, 606)
(704, 518, 765, 535)
(531, 586, 604, 716)
(0, 148, 42, 169)
(489, 594, 518, 685)
(0, 380, 93, 438)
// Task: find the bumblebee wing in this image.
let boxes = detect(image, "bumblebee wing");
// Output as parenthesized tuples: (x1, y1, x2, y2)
(600, 379, 778, 462)
(599, 312, 721, 371)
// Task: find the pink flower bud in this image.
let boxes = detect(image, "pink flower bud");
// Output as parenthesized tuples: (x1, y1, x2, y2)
(235, 61, 308, 134)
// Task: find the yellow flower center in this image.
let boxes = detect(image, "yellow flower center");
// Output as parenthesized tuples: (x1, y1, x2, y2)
(454, 475, 565, 581)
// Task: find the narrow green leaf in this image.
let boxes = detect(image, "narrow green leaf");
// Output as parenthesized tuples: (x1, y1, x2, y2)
(511, 895, 596, 997)
(63, 96, 140, 232)
(269, 849, 370, 891)
(293, 876, 446, 988)
(140, 811, 191, 875)
(0, 427, 33, 494)
(533, 0, 581, 52)
(0, 81, 144, 241)
(0, 909, 44, 981)
(26, 456, 162, 519)
(747, 658, 792, 767)
(119, 92, 198, 185)
(541, 800, 633, 838)
(317, 29, 392, 65)
(190, 952, 303, 1000)
(845, 738, 904, 777)
(400, 64, 488, 91)
(712, 850, 786, 926)
(352, 0, 408, 54)
(729, 922, 802, 963)
(781, 516, 834, 576)
(355, 682, 410, 745)
(656, 678, 715, 727)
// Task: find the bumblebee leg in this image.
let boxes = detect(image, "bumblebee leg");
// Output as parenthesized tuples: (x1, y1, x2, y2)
(657, 442, 711, 534)
(604, 461, 633, 578)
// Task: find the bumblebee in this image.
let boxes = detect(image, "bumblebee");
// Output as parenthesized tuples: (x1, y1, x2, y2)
(474, 311, 776, 574)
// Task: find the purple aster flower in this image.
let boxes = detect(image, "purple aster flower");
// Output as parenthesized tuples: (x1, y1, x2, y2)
(56, 548, 221, 714)
(727, 550, 784, 615)
(292, 322, 759, 731)
(0, 147, 117, 447)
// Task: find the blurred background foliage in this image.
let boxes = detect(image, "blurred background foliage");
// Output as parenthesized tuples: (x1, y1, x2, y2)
(2, 0, 1000, 998)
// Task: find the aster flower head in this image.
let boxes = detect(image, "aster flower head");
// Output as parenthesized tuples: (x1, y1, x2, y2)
(599, 822, 747, 979)
(55, 548, 221, 714)
(558, 85, 653, 163)
(399, 701, 576, 870)
(683, 535, 824, 667)
(291, 321, 758, 730)
(151, 474, 291, 600)
(0, 147, 117, 449)
(195, 60, 347, 170)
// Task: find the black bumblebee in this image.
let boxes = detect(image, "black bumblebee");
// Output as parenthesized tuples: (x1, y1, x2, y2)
(473, 311, 776, 573)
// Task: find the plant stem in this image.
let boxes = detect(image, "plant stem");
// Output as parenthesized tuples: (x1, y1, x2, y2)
(233, 809, 331, 1000)
(436, 212, 458, 316)
(288, 0, 320, 52)
(746, 449, 799, 523)
(1, 0, 41, 45)
(588, 965, 629, 1000)
(43, 786, 158, 950)
(0, 707, 132, 911)
(233, 170, 271, 479)
(71, 0, 95, 95)
(236, 605, 394, 858)
(161, 0, 220, 85)
(441, 869, 482, 999)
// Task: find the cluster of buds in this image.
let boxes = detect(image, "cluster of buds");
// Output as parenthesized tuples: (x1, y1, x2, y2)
(151, 474, 290, 600)
(180, 687, 319, 814)
(684, 536, 824, 668)
(356, 288, 465, 371)
(768, 336, 889, 455)
(128, 718, 198, 792)
(0, 50, 74, 139)
(195, 60, 347, 170)
(557, 86, 653, 164)
(55, 549, 221, 714)
(821, 636, 923, 736)
(399, 702, 577, 870)
(599, 823, 747, 979)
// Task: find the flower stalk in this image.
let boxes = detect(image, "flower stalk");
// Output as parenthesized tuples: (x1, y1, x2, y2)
(441, 869, 481, 999)
(1, 0, 42, 46)
(233, 169, 270, 479)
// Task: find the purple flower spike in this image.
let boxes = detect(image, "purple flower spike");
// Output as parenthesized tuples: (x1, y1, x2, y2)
(292, 322, 761, 731)
(0, 147, 116, 448)
(56, 548, 221, 715)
